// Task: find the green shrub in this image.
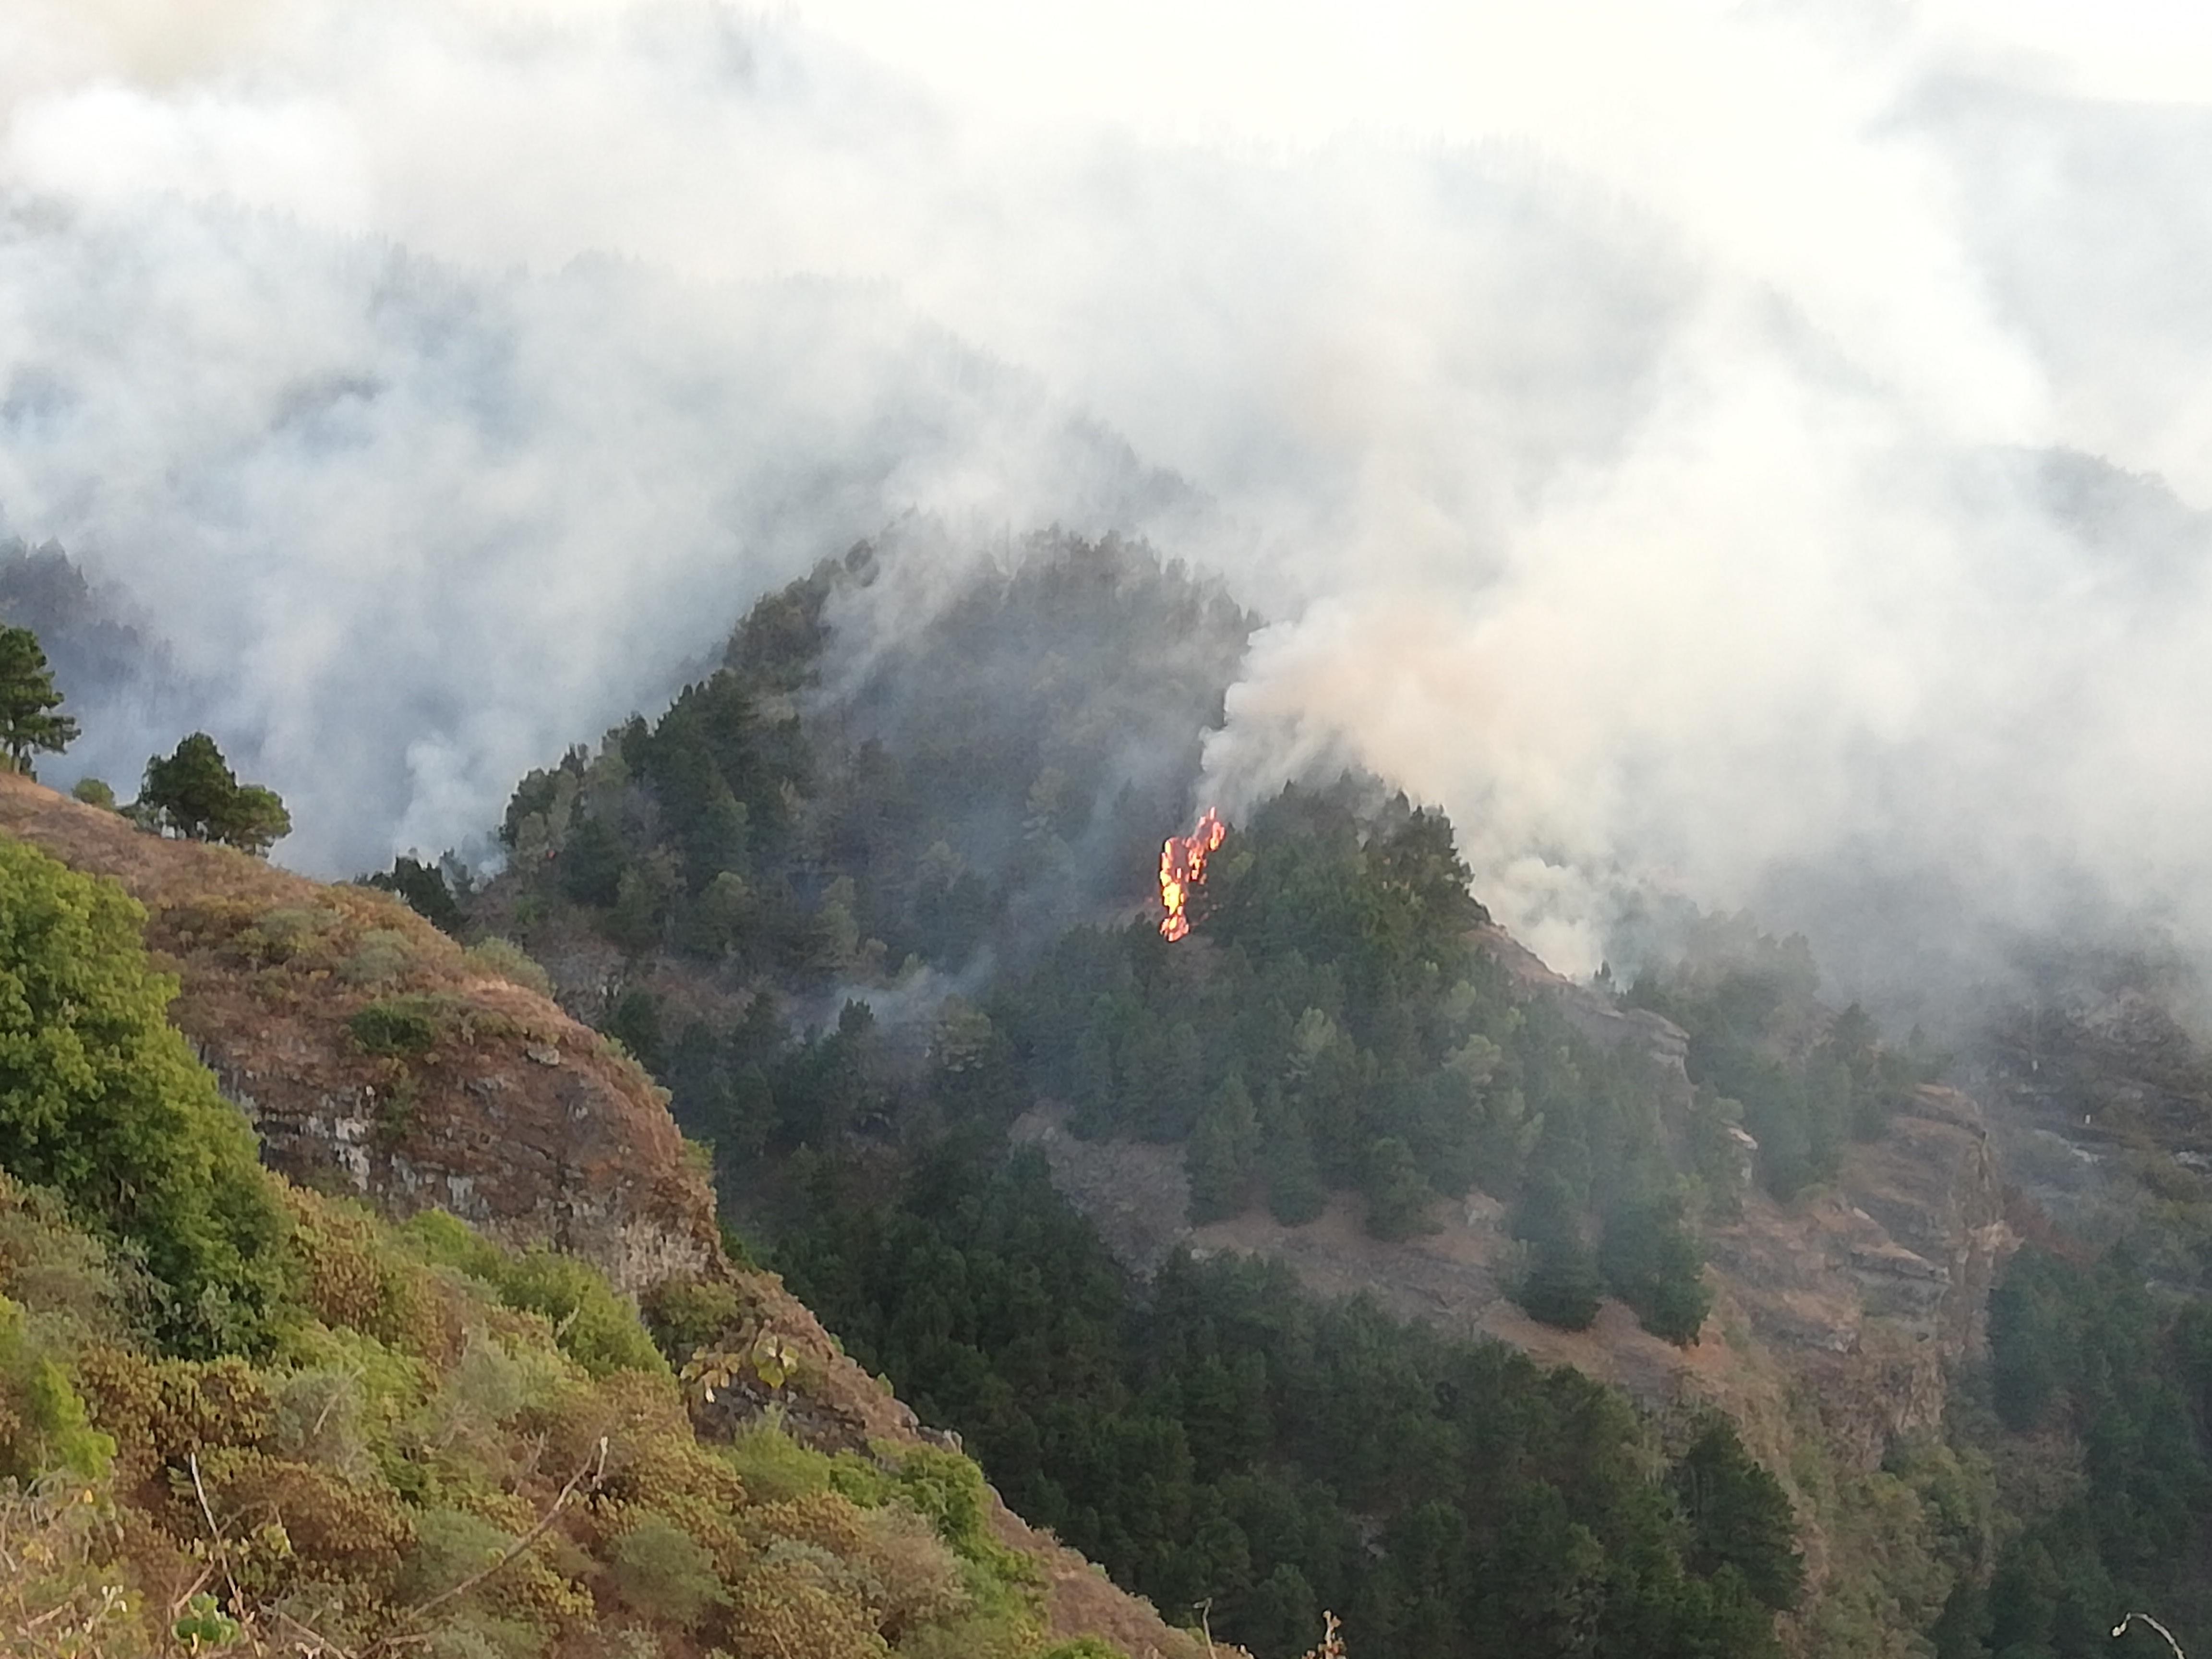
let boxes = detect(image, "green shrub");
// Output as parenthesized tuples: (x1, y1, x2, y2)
(639, 1277, 748, 1362)
(610, 1513, 727, 1626)
(0, 839, 287, 1354)
(341, 928, 417, 987)
(403, 1213, 665, 1379)
(888, 1443, 1036, 1606)
(829, 1450, 894, 1510)
(0, 1297, 114, 1479)
(0, 1176, 134, 1342)
(69, 778, 116, 810)
(351, 997, 440, 1057)
(495, 1250, 665, 1378)
(402, 1505, 513, 1603)
(893, 1446, 994, 1555)
(252, 906, 336, 962)
(722, 1421, 835, 1505)
(463, 937, 553, 998)
(171, 1592, 239, 1650)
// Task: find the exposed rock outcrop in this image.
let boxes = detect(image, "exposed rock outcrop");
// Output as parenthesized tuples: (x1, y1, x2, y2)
(0, 772, 721, 1293)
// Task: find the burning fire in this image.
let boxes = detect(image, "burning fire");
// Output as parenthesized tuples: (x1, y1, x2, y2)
(1158, 808, 1227, 941)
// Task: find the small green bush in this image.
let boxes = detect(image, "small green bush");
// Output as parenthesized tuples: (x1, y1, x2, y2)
(0, 1176, 133, 1342)
(610, 1513, 727, 1626)
(640, 1277, 748, 1361)
(252, 907, 336, 960)
(495, 1250, 666, 1378)
(350, 998, 440, 1057)
(463, 937, 553, 998)
(341, 928, 417, 987)
(0, 1297, 115, 1479)
(887, 1443, 1039, 1610)
(721, 1421, 835, 1505)
(403, 1213, 665, 1379)
(69, 778, 116, 810)
(402, 1505, 513, 1603)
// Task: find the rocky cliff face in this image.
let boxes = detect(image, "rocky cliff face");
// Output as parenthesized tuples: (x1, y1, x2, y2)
(0, 776, 1210, 1659)
(0, 773, 721, 1293)
(1727, 1086, 2007, 1457)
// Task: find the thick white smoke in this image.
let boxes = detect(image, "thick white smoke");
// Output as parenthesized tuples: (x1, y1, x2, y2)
(4, 0, 2212, 1005)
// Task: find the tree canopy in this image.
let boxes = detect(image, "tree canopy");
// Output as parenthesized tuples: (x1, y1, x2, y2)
(778, 1150, 1796, 1659)
(136, 732, 292, 855)
(0, 624, 77, 777)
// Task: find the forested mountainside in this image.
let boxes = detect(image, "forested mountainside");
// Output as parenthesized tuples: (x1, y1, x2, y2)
(382, 528, 1999, 1659)
(0, 774, 1210, 1659)
(12, 524, 2212, 1659)
(425, 549, 1802, 1657)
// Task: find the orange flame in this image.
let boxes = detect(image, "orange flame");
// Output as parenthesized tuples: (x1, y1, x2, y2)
(1158, 808, 1227, 941)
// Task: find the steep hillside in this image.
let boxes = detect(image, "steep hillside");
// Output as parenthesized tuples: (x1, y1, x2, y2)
(1011, 929, 2012, 1655)
(0, 773, 1212, 1659)
(0, 771, 717, 1294)
(433, 534, 1957, 1658)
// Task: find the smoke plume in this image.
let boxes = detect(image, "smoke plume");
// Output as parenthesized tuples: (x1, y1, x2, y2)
(5, 0, 2212, 1010)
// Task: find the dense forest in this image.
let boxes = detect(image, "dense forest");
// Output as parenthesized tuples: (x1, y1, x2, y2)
(776, 1148, 1797, 1658)
(4, 520, 2211, 1656)
(1933, 1245, 2212, 1657)
(476, 536, 1723, 1333)
(415, 528, 2212, 1659)
(428, 532, 1844, 1657)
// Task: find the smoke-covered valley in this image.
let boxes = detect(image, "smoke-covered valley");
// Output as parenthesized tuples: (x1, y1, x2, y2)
(8, 0, 2212, 1018)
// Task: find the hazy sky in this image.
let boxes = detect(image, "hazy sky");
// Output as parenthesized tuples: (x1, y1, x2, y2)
(6, 0, 2212, 994)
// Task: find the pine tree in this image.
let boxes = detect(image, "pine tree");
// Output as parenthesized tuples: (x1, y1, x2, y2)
(212, 784, 292, 858)
(0, 625, 76, 777)
(138, 733, 239, 839)
(1513, 1172, 1603, 1330)
(136, 733, 291, 856)
(1186, 1072, 1262, 1222)
(1519, 1231, 1604, 1330)
(1261, 1087, 1327, 1226)
(1070, 1018, 1118, 1136)
(1599, 1193, 1712, 1345)
(1363, 1134, 1437, 1240)
(1671, 1419, 1805, 1611)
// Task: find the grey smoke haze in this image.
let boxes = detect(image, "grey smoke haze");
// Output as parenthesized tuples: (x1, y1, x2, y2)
(6, 0, 2212, 1004)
